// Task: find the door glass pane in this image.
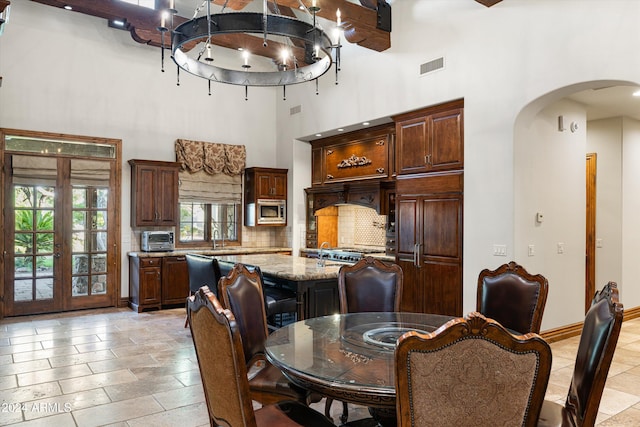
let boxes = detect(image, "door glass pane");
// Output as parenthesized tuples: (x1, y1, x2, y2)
(72, 276, 88, 296)
(91, 232, 107, 252)
(12, 180, 56, 303)
(73, 211, 87, 230)
(92, 275, 107, 294)
(92, 211, 107, 229)
(14, 279, 33, 301)
(73, 255, 89, 274)
(73, 232, 87, 252)
(91, 254, 107, 274)
(73, 188, 87, 208)
(35, 255, 54, 277)
(35, 278, 53, 299)
(36, 232, 54, 254)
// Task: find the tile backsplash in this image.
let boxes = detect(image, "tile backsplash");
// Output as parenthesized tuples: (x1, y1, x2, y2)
(338, 205, 386, 248)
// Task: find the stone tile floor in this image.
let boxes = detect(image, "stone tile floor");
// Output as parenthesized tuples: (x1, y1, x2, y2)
(1, 307, 640, 426)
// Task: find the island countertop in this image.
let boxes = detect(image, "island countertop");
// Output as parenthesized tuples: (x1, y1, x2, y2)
(216, 253, 344, 281)
(128, 247, 292, 258)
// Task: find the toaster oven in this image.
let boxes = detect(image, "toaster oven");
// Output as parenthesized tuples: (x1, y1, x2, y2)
(141, 231, 175, 252)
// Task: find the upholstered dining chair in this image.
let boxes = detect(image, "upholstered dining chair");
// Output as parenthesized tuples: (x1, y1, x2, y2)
(537, 281, 624, 427)
(187, 286, 336, 427)
(338, 256, 404, 314)
(395, 312, 552, 427)
(219, 261, 297, 330)
(477, 261, 549, 334)
(217, 263, 313, 406)
(184, 253, 222, 327)
(326, 256, 404, 423)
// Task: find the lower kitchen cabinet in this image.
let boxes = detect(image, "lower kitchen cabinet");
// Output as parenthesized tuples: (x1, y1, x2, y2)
(161, 256, 189, 305)
(129, 256, 189, 312)
(129, 257, 162, 312)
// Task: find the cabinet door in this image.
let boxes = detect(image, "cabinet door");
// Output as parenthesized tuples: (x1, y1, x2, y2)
(396, 196, 421, 312)
(396, 117, 429, 175)
(156, 166, 178, 225)
(429, 108, 464, 172)
(420, 195, 463, 316)
(257, 173, 273, 198)
(161, 256, 189, 305)
(271, 174, 287, 199)
(134, 166, 159, 226)
(140, 266, 161, 305)
(256, 172, 287, 199)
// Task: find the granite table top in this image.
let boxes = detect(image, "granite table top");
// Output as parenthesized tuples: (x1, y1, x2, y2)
(215, 253, 345, 281)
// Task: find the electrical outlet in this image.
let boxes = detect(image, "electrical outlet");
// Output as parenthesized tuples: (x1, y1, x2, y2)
(557, 242, 565, 254)
(493, 244, 507, 256)
(528, 244, 535, 256)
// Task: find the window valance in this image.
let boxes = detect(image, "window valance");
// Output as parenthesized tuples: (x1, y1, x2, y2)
(175, 139, 246, 204)
(175, 139, 246, 176)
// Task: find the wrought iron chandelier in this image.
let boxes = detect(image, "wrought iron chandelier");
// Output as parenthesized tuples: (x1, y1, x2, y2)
(157, 0, 342, 99)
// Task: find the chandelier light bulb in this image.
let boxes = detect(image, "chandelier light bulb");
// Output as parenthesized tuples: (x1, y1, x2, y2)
(205, 44, 213, 62)
(336, 8, 341, 26)
(242, 50, 250, 68)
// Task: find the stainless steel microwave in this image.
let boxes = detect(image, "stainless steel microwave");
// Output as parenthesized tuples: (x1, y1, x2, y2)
(246, 199, 286, 226)
(141, 231, 175, 252)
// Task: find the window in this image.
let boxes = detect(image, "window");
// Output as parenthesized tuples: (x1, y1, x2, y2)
(178, 202, 240, 247)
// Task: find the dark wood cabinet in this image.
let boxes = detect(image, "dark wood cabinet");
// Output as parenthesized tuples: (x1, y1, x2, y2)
(245, 167, 288, 200)
(129, 159, 180, 227)
(129, 257, 162, 312)
(396, 172, 463, 316)
(311, 124, 394, 186)
(394, 100, 463, 176)
(161, 256, 189, 305)
(130, 255, 189, 311)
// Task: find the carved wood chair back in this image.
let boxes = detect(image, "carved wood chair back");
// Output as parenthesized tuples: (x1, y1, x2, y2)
(477, 261, 549, 334)
(395, 312, 552, 427)
(338, 256, 403, 314)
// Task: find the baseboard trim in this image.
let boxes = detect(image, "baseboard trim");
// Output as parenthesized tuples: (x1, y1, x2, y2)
(541, 305, 640, 343)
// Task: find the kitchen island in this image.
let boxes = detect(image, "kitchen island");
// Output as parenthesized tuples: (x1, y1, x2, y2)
(216, 254, 344, 319)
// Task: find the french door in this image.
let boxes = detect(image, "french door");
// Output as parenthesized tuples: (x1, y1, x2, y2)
(1, 130, 121, 317)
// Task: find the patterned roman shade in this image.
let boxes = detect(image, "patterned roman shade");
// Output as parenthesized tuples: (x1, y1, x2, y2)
(175, 139, 246, 203)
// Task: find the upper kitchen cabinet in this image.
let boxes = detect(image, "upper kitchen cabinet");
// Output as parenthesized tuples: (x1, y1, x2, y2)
(394, 99, 464, 175)
(311, 124, 395, 185)
(245, 167, 288, 200)
(129, 159, 180, 227)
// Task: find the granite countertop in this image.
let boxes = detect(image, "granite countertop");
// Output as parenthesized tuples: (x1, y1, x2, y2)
(128, 247, 292, 258)
(216, 253, 344, 281)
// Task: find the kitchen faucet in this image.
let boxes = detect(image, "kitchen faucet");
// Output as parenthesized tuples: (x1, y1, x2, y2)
(318, 241, 330, 267)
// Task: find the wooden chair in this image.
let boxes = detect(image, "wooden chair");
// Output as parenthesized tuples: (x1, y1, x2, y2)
(538, 281, 624, 427)
(186, 286, 336, 427)
(338, 256, 404, 314)
(477, 261, 549, 334)
(326, 256, 403, 423)
(219, 261, 297, 330)
(217, 263, 313, 406)
(184, 254, 222, 327)
(395, 312, 552, 427)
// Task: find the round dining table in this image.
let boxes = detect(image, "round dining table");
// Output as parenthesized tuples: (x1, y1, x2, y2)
(265, 312, 454, 421)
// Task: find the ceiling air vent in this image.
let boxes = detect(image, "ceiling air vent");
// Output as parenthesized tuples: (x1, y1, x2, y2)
(290, 105, 302, 115)
(420, 57, 445, 76)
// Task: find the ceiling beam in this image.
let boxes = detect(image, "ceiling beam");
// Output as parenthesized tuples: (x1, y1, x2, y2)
(31, 0, 390, 52)
(475, 0, 502, 6)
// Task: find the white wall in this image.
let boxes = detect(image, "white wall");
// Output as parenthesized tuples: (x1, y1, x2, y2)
(514, 99, 588, 328)
(587, 119, 623, 289)
(3, 0, 640, 328)
(622, 117, 640, 306)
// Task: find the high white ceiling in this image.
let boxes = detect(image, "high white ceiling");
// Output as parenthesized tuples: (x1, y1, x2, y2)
(568, 85, 640, 122)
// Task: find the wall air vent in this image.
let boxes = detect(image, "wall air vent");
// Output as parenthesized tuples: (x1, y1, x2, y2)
(290, 105, 302, 115)
(420, 57, 445, 76)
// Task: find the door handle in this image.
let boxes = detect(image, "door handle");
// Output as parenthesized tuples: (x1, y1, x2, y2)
(54, 252, 61, 258)
(416, 243, 421, 268)
(413, 243, 418, 267)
